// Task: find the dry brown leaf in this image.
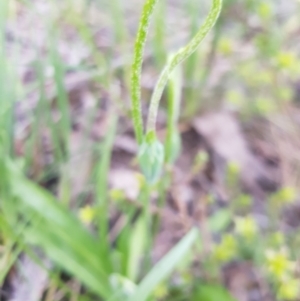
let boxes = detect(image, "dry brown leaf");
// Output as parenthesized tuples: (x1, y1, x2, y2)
(193, 112, 280, 199)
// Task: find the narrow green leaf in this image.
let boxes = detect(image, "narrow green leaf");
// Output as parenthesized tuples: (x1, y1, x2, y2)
(4, 160, 112, 299)
(127, 217, 147, 282)
(50, 34, 71, 159)
(95, 114, 118, 273)
(96, 114, 118, 205)
(130, 228, 198, 301)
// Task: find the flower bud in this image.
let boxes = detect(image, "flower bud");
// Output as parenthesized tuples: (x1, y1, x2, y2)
(138, 132, 164, 184)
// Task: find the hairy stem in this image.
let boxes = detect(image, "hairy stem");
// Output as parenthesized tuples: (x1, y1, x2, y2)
(146, 0, 223, 133)
(131, 0, 159, 145)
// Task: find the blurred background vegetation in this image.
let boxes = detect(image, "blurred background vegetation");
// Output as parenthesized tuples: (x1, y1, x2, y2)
(1, 0, 300, 300)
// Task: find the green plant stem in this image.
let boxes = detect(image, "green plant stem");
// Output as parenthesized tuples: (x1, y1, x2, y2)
(131, 0, 159, 145)
(141, 183, 153, 271)
(165, 55, 182, 164)
(146, 0, 223, 134)
(96, 114, 118, 274)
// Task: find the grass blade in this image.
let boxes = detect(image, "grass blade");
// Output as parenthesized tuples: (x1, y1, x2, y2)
(130, 227, 198, 301)
(95, 114, 118, 273)
(4, 160, 112, 299)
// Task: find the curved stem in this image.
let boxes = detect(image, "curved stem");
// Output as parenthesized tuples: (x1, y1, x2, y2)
(131, 0, 159, 145)
(146, 0, 223, 133)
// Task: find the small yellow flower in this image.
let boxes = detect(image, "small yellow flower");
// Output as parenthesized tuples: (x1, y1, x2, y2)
(255, 96, 277, 115)
(218, 38, 233, 56)
(153, 283, 168, 299)
(79, 205, 95, 225)
(271, 187, 297, 208)
(181, 270, 192, 283)
(192, 151, 209, 173)
(195, 151, 209, 166)
(270, 232, 285, 247)
(239, 62, 256, 81)
(278, 87, 293, 103)
(278, 187, 297, 204)
(234, 216, 258, 239)
(235, 194, 252, 209)
(265, 249, 295, 279)
(226, 90, 245, 109)
(109, 189, 125, 201)
(255, 70, 273, 85)
(207, 194, 216, 205)
(257, 3, 272, 20)
(134, 172, 146, 189)
(226, 161, 241, 186)
(277, 278, 299, 300)
(227, 161, 240, 175)
(276, 52, 298, 70)
(213, 234, 237, 263)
